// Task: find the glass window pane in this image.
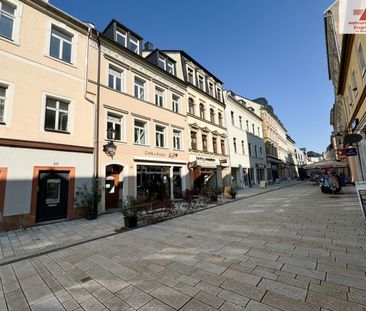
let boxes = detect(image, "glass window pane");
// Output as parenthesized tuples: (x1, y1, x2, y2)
(0, 15, 13, 39)
(2, 2, 15, 15)
(46, 179, 60, 204)
(108, 74, 114, 88)
(0, 86, 5, 97)
(135, 120, 144, 128)
(58, 111, 68, 131)
(46, 98, 57, 108)
(115, 78, 121, 91)
(107, 121, 113, 139)
(45, 109, 56, 129)
(52, 27, 72, 42)
(59, 101, 68, 111)
(62, 42, 72, 62)
(114, 123, 121, 140)
(50, 36, 60, 58)
(0, 99, 4, 122)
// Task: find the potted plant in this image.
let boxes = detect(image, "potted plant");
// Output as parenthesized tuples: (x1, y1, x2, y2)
(75, 181, 102, 220)
(119, 196, 139, 228)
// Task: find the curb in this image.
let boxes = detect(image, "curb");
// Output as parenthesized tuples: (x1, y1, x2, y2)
(0, 181, 303, 266)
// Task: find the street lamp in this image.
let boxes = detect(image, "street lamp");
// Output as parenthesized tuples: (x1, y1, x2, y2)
(103, 127, 117, 158)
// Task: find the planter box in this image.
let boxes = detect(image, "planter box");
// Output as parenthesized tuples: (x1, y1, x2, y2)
(124, 216, 138, 228)
(85, 210, 98, 220)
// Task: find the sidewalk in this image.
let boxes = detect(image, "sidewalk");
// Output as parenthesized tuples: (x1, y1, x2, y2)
(0, 180, 302, 266)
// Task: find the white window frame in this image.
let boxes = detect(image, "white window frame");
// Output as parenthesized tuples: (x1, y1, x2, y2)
(167, 61, 175, 75)
(358, 41, 366, 78)
(172, 94, 180, 113)
(106, 111, 125, 142)
(155, 87, 164, 107)
(208, 82, 214, 96)
(0, 0, 22, 44)
(0, 80, 13, 126)
(129, 35, 139, 54)
(134, 118, 148, 145)
(44, 95, 70, 133)
(187, 66, 194, 84)
(134, 77, 146, 100)
(351, 68, 358, 97)
(116, 30, 127, 47)
(0, 85, 6, 123)
(155, 124, 166, 148)
(173, 129, 182, 150)
(216, 87, 222, 101)
(348, 85, 353, 106)
(241, 140, 245, 154)
(239, 116, 242, 129)
(197, 74, 205, 91)
(158, 55, 166, 70)
(49, 25, 73, 64)
(45, 20, 78, 66)
(108, 65, 123, 92)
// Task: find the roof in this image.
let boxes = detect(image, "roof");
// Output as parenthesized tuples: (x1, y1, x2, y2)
(162, 50, 223, 84)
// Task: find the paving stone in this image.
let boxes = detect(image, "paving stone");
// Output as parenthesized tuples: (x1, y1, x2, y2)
(348, 287, 366, 305)
(195, 281, 222, 295)
(309, 283, 347, 299)
(327, 272, 366, 290)
(220, 301, 247, 311)
(103, 297, 130, 311)
(150, 284, 191, 309)
(222, 268, 261, 286)
(174, 282, 200, 296)
(62, 298, 80, 311)
(181, 299, 218, 311)
(218, 289, 250, 307)
(221, 279, 266, 301)
(91, 287, 114, 303)
(306, 291, 366, 311)
(282, 264, 326, 280)
(30, 296, 64, 311)
(246, 300, 282, 311)
(80, 297, 105, 311)
(259, 278, 307, 301)
(138, 299, 175, 311)
(195, 290, 225, 308)
(116, 285, 152, 309)
(262, 291, 318, 311)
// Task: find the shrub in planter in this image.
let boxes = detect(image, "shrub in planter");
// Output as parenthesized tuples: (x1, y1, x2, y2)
(75, 181, 102, 220)
(119, 196, 140, 228)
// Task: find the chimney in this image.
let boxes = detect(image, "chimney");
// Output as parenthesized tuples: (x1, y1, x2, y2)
(144, 42, 154, 51)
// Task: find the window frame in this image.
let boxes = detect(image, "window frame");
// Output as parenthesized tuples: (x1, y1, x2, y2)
(129, 35, 139, 54)
(0, 0, 15, 40)
(134, 77, 146, 100)
(197, 74, 205, 91)
(172, 94, 180, 113)
(106, 111, 124, 142)
(351, 68, 358, 97)
(155, 86, 165, 107)
(167, 61, 175, 75)
(218, 112, 223, 126)
(187, 67, 194, 84)
(358, 41, 366, 78)
(0, 0, 21, 44)
(199, 103, 205, 119)
(210, 108, 215, 123)
(190, 131, 197, 150)
(44, 95, 70, 133)
(241, 140, 245, 154)
(155, 124, 166, 148)
(116, 30, 127, 47)
(134, 118, 148, 145)
(173, 129, 182, 150)
(49, 25, 73, 64)
(202, 134, 208, 152)
(188, 98, 195, 115)
(212, 136, 217, 154)
(108, 65, 123, 92)
(233, 138, 237, 153)
(221, 139, 225, 155)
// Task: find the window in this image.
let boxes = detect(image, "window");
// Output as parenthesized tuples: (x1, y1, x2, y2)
(202, 134, 208, 152)
(45, 97, 69, 132)
(187, 67, 194, 84)
(155, 87, 164, 107)
(134, 119, 146, 145)
(212, 137, 217, 153)
(167, 61, 174, 75)
(352, 69, 358, 96)
(198, 75, 204, 90)
(188, 98, 194, 114)
(199, 103, 205, 119)
(129, 36, 139, 54)
(191, 131, 197, 150)
(134, 77, 145, 100)
(173, 129, 182, 150)
(208, 82, 214, 96)
(107, 113, 122, 141)
(210, 108, 215, 123)
(216, 88, 221, 101)
(241, 140, 245, 154)
(239, 116, 242, 129)
(108, 66, 122, 91)
(218, 112, 223, 126)
(116, 30, 127, 47)
(255, 145, 258, 157)
(252, 124, 255, 134)
(231, 111, 234, 125)
(172, 94, 180, 113)
(155, 125, 165, 148)
(221, 140, 225, 155)
(348, 85, 353, 106)
(248, 143, 252, 156)
(257, 127, 260, 137)
(158, 55, 166, 70)
(233, 138, 237, 153)
(246, 120, 249, 131)
(0, 0, 15, 40)
(0, 85, 6, 122)
(50, 26, 73, 63)
(260, 146, 263, 155)
(358, 42, 366, 77)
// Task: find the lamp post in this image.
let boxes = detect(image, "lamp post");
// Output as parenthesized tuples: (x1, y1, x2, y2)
(103, 127, 117, 159)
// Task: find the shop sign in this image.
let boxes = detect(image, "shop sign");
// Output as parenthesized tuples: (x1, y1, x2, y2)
(346, 148, 357, 156)
(219, 159, 227, 164)
(145, 151, 166, 157)
(196, 156, 216, 162)
(337, 148, 347, 160)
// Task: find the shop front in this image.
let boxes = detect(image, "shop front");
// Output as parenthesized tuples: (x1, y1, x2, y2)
(191, 156, 226, 191)
(255, 163, 266, 184)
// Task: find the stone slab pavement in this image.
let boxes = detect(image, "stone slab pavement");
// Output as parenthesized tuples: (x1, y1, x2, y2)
(0, 181, 302, 266)
(1, 183, 366, 310)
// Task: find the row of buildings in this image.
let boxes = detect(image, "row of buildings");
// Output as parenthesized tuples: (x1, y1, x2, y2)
(0, 0, 302, 230)
(324, 1, 366, 182)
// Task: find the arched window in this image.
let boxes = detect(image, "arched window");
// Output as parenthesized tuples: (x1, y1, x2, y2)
(199, 103, 205, 119)
(218, 112, 223, 126)
(188, 98, 194, 115)
(210, 108, 215, 123)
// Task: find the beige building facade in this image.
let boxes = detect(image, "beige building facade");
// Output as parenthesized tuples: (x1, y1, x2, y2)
(0, 0, 94, 230)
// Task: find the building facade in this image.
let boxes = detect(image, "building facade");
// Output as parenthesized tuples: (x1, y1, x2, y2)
(0, 0, 94, 230)
(224, 91, 266, 188)
(162, 50, 230, 191)
(285, 135, 298, 179)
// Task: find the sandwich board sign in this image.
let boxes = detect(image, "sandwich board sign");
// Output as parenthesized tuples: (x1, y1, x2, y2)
(356, 181, 366, 218)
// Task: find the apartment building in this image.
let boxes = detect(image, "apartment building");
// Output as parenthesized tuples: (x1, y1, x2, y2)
(0, 0, 94, 230)
(224, 91, 266, 188)
(84, 21, 190, 211)
(161, 50, 230, 191)
(285, 134, 298, 179)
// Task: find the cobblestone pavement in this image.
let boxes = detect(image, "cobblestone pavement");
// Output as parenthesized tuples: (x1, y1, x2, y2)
(0, 181, 300, 265)
(2, 183, 365, 310)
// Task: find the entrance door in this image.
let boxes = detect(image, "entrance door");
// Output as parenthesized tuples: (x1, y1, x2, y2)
(105, 165, 123, 209)
(36, 171, 69, 222)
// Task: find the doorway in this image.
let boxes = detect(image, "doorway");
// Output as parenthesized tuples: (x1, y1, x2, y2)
(105, 164, 124, 209)
(36, 171, 69, 222)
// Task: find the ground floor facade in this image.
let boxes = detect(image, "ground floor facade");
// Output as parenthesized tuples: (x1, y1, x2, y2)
(231, 163, 266, 189)
(0, 143, 93, 231)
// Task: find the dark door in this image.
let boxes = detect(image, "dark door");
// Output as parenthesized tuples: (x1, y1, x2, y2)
(105, 174, 120, 209)
(36, 171, 69, 222)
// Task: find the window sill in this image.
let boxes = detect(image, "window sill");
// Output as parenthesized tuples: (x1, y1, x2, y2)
(45, 129, 71, 135)
(155, 146, 169, 150)
(45, 55, 76, 68)
(0, 35, 19, 46)
(0, 121, 6, 125)
(104, 139, 126, 144)
(133, 143, 150, 147)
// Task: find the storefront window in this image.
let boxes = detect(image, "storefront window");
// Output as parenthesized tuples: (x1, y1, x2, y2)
(137, 165, 171, 200)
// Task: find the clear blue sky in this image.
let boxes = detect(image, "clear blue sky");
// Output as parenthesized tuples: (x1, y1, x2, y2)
(51, 0, 335, 153)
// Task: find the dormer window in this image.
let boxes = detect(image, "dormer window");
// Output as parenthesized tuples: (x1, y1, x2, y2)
(187, 67, 194, 84)
(167, 61, 174, 75)
(116, 30, 127, 47)
(158, 55, 166, 70)
(129, 35, 139, 54)
(216, 88, 222, 101)
(208, 82, 214, 96)
(198, 75, 204, 91)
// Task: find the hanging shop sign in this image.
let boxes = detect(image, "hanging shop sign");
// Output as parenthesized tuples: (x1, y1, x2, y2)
(196, 156, 216, 162)
(337, 148, 347, 160)
(346, 148, 357, 156)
